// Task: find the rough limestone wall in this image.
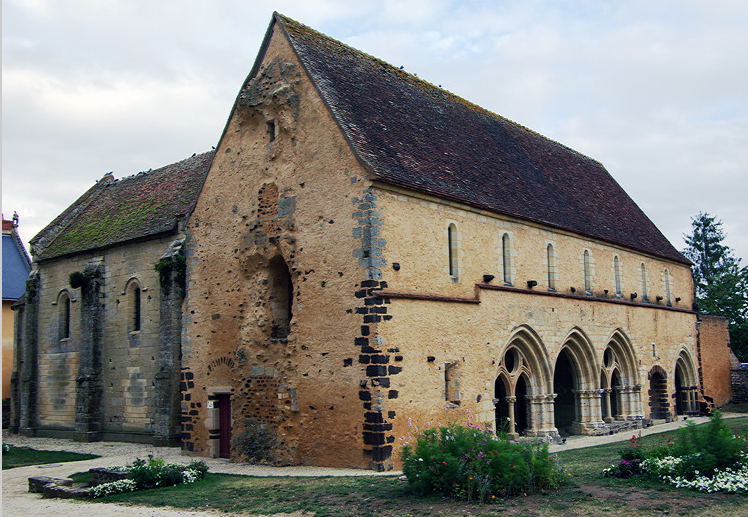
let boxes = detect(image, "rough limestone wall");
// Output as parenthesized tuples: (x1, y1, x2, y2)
(34, 236, 173, 437)
(370, 188, 698, 463)
(731, 370, 748, 402)
(181, 25, 375, 468)
(100, 237, 172, 437)
(36, 256, 86, 430)
(698, 315, 732, 406)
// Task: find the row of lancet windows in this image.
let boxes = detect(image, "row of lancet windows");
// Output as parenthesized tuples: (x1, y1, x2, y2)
(57, 279, 142, 341)
(447, 226, 674, 304)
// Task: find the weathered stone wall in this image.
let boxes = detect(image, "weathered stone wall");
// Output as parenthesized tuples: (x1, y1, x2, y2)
(731, 370, 748, 402)
(182, 24, 376, 468)
(32, 235, 178, 441)
(370, 186, 700, 466)
(698, 315, 732, 406)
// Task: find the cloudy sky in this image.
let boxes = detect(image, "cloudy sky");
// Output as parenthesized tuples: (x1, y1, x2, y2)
(3, 0, 747, 262)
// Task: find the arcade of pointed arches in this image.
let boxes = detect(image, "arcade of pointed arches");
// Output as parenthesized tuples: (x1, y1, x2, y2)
(491, 326, 698, 439)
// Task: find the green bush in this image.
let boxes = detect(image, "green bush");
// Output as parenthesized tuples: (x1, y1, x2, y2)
(401, 424, 566, 502)
(670, 412, 745, 478)
(127, 457, 209, 490)
(603, 412, 747, 485)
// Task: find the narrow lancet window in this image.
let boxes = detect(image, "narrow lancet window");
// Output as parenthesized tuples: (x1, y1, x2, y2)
(547, 243, 556, 290)
(132, 283, 141, 332)
(583, 250, 592, 292)
(614, 256, 622, 296)
(640, 263, 649, 301)
(502, 233, 512, 285)
(59, 292, 71, 340)
(448, 224, 459, 279)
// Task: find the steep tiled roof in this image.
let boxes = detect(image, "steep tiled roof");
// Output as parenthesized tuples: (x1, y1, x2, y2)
(2, 227, 31, 300)
(272, 14, 688, 265)
(32, 152, 213, 261)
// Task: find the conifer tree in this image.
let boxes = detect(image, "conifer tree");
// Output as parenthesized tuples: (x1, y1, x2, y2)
(683, 213, 748, 361)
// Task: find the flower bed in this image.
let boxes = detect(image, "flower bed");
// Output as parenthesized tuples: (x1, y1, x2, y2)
(603, 412, 748, 493)
(89, 457, 209, 498)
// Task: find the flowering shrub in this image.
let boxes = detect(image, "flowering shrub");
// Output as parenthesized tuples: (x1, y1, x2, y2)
(90, 479, 138, 498)
(2, 443, 10, 454)
(602, 412, 748, 493)
(90, 456, 209, 497)
(401, 423, 567, 502)
(127, 457, 209, 490)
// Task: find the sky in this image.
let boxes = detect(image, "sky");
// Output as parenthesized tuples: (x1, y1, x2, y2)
(3, 0, 747, 263)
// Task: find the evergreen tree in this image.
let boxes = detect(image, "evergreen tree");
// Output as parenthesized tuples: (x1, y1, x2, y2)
(683, 213, 748, 361)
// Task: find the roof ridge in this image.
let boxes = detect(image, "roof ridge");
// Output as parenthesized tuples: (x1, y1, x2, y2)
(274, 13, 604, 168)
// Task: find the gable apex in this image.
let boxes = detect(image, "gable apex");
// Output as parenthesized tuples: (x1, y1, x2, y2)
(262, 13, 688, 265)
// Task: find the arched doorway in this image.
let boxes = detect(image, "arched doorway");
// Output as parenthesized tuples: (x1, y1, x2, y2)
(494, 326, 556, 439)
(675, 351, 698, 415)
(648, 366, 669, 420)
(553, 349, 576, 435)
(494, 376, 510, 434)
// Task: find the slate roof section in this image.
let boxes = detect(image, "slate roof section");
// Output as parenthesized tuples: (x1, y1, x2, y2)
(272, 14, 688, 265)
(32, 152, 214, 261)
(2, 228, 31, 300)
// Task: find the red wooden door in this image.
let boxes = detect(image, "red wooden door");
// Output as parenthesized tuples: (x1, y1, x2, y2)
(217, 394, 232, 458)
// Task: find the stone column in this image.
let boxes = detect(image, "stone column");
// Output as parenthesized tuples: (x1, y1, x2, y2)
(18, 271, 40, 437)
(603, 389, 614, 423)
(573, 389, 606, 434)
(74, 263, 104, 442)
(153, 240, 186, 446)
(524, 393, 559, 438)
(506, 396, 517, 438)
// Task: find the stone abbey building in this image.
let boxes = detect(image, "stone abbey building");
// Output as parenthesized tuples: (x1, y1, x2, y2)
(13, 13, 731, 471)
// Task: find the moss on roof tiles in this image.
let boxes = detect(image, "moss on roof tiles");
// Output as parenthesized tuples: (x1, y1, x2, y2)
(36, 151, 213, 261)
(275, 14, 688, 265)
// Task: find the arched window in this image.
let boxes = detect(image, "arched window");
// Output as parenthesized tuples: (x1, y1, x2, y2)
(127, 280, 142, 332)
(448, 224, 459, 280)
(583, 250, 592, 293)
(640, 263, 649, 301)
(547, 243, 556, 291)
(614, 256, 622, 296)
(502, 233, 512, 285)
(664, 268, 672, 304)
(58, 291, 71, 340)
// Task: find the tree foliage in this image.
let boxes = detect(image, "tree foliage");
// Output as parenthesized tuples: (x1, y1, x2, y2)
(683, 213, 748, 360)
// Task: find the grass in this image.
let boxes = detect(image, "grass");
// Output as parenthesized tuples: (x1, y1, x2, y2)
(80, 417, 748, 517)
(2, 445, 99, 469)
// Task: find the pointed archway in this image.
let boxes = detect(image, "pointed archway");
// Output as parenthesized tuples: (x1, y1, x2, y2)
(554, 329, 604, 435)
(493, 326, 557, 439)
(648, 365, 669, 420)
(600, 330, 643, 424)
(675, 350, 698, 415)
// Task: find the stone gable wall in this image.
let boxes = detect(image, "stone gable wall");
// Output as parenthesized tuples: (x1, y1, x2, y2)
(182, 24, 376, 468)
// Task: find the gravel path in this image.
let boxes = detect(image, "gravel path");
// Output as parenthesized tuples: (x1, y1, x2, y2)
(3, 413, 743, 516)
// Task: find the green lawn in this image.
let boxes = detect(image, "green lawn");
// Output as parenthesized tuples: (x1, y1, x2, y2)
(88, 417, 748, 517)
(2, 444, 99, 469)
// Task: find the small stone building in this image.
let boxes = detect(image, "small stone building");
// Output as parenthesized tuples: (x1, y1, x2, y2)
(179, 13, 720, 471)
(11, 153, 211, 444)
